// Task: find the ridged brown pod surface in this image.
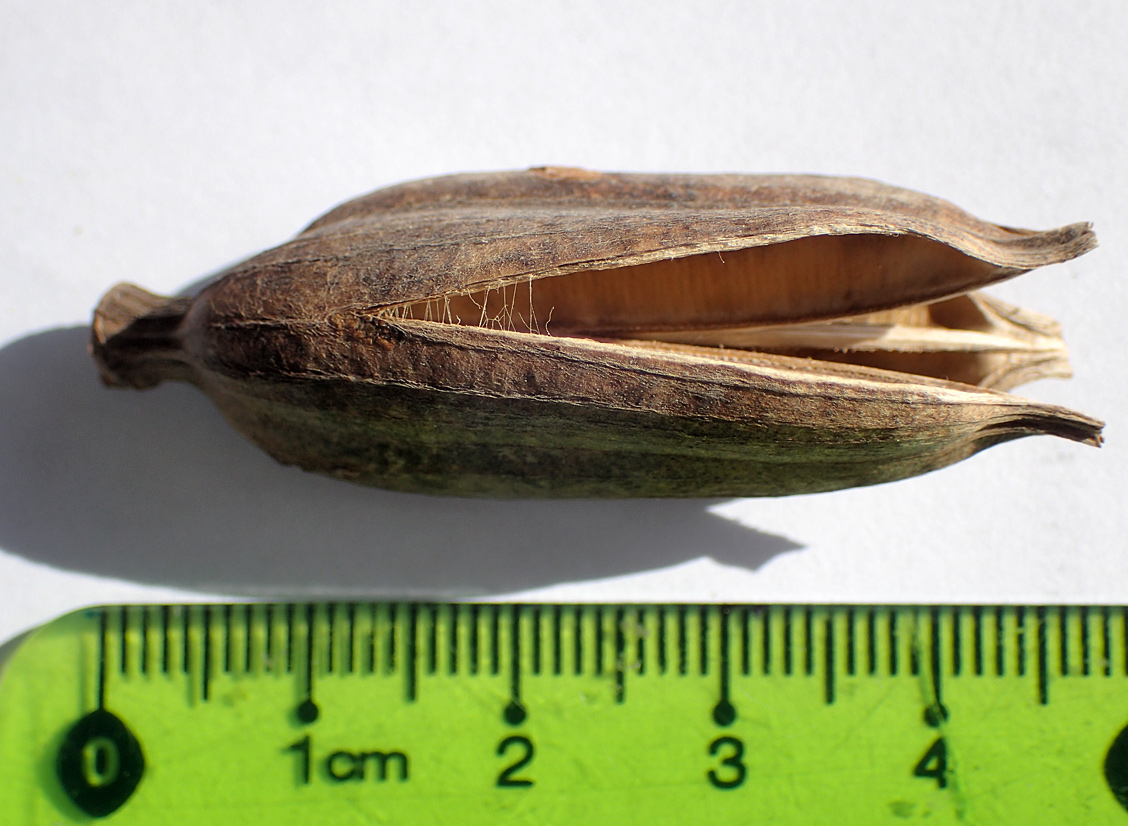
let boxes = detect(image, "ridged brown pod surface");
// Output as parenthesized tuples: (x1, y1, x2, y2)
(91, 167, 1102, 497)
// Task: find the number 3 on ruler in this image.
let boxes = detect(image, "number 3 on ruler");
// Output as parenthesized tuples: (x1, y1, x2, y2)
(707, 736, 746, 789)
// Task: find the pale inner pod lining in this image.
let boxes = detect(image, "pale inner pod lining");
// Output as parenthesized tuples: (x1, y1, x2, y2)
(382, 234, 1066, 390)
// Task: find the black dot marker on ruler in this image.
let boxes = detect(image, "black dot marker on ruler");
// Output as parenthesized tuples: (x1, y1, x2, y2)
(295, 604, 319, 724)
(713, 608, 737, 726)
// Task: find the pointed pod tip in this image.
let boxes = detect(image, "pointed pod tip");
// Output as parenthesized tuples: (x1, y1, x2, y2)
(1087, 426, 1106, 448)
(1047, 220, 1098, 261)
(1067, 409, 1104, 448)
(1026, 407, 1104, 448)
(1067, 220, 1098, 255)
(994, 220, 1097, 270)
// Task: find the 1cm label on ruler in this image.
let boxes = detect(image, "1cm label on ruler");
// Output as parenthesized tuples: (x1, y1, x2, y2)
(4, 603, 1128, 824)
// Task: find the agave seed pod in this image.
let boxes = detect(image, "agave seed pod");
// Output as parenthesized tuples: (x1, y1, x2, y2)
(91, 167, 1102, 497)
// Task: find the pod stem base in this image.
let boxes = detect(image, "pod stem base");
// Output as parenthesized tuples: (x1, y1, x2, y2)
(91, 282, 194, 388)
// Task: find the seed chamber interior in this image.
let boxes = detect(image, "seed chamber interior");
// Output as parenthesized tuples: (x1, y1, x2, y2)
(388, 233, 1062, 390)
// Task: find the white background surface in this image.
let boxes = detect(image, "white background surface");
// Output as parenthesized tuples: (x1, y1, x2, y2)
(1, 1, 1125, 647)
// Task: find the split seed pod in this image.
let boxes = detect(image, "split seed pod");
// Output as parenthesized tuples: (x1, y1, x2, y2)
(91, 168, 1103, 497)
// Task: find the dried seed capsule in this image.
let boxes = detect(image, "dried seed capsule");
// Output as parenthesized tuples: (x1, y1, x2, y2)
(90, 168, 1102, 497)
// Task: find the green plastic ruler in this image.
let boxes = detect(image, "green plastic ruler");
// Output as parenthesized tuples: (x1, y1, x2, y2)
(2, 603, 1128, 823)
